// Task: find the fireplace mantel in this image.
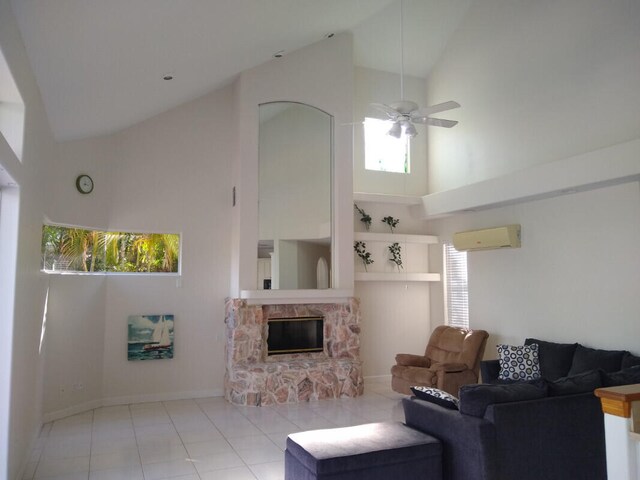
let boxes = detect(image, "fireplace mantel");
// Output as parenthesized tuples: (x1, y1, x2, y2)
(239, 288, 354, 305)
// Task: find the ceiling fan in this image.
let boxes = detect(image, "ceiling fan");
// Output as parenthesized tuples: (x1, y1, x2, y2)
(371, 0, 460, 138)
(371, 100, 461, 138)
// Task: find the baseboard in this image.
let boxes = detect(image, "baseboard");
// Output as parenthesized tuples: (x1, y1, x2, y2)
(102, 388, 224, 407)
(41, 388, 224, 423)
(42, 398, 103, 424)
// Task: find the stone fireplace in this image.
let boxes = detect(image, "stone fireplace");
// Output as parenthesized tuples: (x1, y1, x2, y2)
(224, 297, 363, 406)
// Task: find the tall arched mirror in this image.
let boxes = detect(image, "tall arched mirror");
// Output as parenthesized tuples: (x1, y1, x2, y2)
(258, 102, 332, 290)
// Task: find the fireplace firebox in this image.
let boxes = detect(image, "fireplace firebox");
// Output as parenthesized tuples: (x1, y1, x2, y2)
(267, 316, 324, 355)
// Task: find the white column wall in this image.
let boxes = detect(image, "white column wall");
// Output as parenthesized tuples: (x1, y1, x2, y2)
(0, 1, 59, 477)
(232, 33, 354, 294)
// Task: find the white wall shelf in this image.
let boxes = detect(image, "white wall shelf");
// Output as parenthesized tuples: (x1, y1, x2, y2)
(353, 192, 423, 205)
(355, 272, 441, 282)
(354, 232, 440, 282)
(354, 232, 438, 244)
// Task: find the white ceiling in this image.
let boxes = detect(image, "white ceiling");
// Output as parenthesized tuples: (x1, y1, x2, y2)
(10, 0, 472, 141)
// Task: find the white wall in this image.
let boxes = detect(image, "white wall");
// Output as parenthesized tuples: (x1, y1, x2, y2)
(42, 84, 235, 415)
(0, 0, 58, 477)
(423, 0, 640, 358)
(429, 182, 640, 357)
(427, 0, 640, 193)
(43, 276, 106, 416)
(53, 136, 113, 229)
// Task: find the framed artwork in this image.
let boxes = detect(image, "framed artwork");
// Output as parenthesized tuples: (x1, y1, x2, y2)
(128, 314, 174, 360)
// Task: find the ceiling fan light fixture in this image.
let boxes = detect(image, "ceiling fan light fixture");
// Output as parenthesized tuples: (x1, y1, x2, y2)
(404, 121, 417, 138)
(388, 122, 402, 138)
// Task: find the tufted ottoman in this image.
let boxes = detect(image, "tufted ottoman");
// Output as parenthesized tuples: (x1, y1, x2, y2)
(285, 421, 442, 480)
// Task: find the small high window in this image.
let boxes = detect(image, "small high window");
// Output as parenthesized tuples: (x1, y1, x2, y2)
(364, 117, 410, 173)
(41, 225, 180, 274)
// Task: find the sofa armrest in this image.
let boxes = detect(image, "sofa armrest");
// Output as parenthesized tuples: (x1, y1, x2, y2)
(437, 369, 478, 397)
(403, 397, 497, 480)
(484, 393, 606, 480)
(480, 359, 501, 383)
(432, 362, 467, 373)
(395, 353, 430, 367)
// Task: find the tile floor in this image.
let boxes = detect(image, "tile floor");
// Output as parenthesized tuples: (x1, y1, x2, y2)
(25, 382, 406, 480)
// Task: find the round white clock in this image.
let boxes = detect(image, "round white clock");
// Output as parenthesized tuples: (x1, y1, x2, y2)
(75, 174, 94, 194)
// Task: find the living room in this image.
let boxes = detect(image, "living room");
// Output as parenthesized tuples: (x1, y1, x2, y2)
(0, 0, 639, 479)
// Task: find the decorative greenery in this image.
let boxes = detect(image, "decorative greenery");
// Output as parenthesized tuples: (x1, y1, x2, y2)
(381, 215, 400, 233)
(354, 241, 374, 271)
(388, 242, 403, 271)
(354, 203, 372, 231)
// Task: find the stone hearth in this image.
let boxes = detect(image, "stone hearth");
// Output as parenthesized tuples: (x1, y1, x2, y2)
(224, 298, 363, 406)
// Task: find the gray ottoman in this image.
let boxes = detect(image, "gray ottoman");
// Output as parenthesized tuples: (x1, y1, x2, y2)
(285, 421, 442, 480)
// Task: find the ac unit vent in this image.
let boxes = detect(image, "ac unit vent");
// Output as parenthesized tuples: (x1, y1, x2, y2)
(452, 225, 521, 252)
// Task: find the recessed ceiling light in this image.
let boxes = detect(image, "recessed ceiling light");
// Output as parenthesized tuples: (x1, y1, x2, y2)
(273, 50, 285, 58)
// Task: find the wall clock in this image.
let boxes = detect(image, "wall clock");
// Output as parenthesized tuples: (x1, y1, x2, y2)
(75, 174, 94, 194)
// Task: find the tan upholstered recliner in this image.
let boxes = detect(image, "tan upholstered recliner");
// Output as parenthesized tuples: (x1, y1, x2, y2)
(391, 325, 489, 397)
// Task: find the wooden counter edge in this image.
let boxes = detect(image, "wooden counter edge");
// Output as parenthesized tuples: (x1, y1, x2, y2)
(595, 384, 640, 419)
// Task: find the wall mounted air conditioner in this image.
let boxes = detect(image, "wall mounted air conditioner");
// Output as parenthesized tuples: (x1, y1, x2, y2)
(452, 225, 521, 252)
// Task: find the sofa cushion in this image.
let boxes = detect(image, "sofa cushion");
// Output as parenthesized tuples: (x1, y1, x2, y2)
(568, 345, 627, 376)
(547, 369, 603, 396)
(410, 386, 459, 410)
(458, 382, 547, 418)
(524, 338, 578, 381)
(604, 365, 640, 387)
(622, 353, 640, 369)
(497, 344, 542, 381)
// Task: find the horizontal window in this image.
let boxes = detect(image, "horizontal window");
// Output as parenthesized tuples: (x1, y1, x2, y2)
(41, 225, 180, 274)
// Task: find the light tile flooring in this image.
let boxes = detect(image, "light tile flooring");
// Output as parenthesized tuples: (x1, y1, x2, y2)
(25, 382, 406, 480)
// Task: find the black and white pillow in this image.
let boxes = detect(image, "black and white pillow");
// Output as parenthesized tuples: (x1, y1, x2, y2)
(410, 386, 459, 410)
(497, 344, 542, 381)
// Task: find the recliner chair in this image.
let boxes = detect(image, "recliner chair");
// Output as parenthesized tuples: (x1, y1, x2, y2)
(391, 325, 489, 396)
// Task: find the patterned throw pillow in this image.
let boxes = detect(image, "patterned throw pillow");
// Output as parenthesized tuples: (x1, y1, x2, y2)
(410, 386, 459, 410)
(497, 344, 542, 381)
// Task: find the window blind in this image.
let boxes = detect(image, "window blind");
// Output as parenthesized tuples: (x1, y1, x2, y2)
(443, 243, 469, 329)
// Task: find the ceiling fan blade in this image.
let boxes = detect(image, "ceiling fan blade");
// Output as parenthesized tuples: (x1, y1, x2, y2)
(370, 103, 400, 120)
(413, 100, 461, 117)
(426, 117, 458, 128)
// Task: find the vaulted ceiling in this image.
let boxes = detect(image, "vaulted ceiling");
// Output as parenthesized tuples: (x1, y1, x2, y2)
(10, 0, 472, 141)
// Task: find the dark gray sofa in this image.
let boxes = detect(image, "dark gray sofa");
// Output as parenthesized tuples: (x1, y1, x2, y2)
(402, 338, 640, 480)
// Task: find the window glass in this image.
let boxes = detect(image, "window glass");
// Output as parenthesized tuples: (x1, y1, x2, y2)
(443, 243, 469, 329)
(364, 117, 410, 173)
(41, 225, 180, 273)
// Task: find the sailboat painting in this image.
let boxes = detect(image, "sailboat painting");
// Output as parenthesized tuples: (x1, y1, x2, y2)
(128, 314, 174, 360)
